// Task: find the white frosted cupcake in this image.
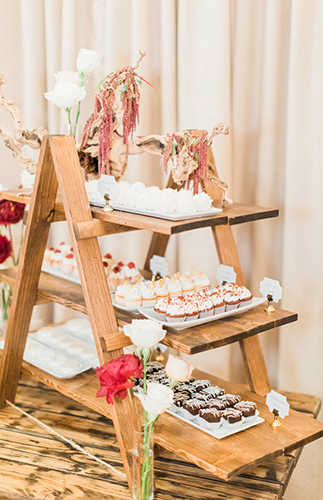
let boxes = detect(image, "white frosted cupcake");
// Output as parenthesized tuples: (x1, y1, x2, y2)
(61, 253, 74, 274)
(165, 301, 186, 322)
(180, 275, 195, 297)
(43, 247, 55, 265)
(51, 249, 63, 269)
(155, 280, 169, 299)
(193, 272, 210, 292)
(154, 297, 169, 321)
(237, 286, 253, 307)
(124, 286, 142, 308)
(141, 286, 157, 307)
(198, 297, 214, 318)
(223, 291, 240, 311)
(211, 293, 226, 315)
(167, 277, 183, 298)
(184, 300, 199, 321)
(123, 262, 140, 284)
(115, 282, 129, 306)
(108, 265, 126, 291)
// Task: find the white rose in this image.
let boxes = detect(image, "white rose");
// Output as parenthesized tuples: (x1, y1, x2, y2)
(54, 70, 80, 85)
(165, 354, 194, 382)
(77, 48, 101, 75)
(137, 382, 173, 417)
(44, 81, 86, 109)
(123, 319, 166, 348)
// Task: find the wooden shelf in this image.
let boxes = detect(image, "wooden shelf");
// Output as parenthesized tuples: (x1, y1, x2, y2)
(0, 267, 297, 355)
(1, 350, 321, 482)
(0, 190, 278, 235)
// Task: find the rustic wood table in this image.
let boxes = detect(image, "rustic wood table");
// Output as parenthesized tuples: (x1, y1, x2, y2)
(0, 374, 320, 500)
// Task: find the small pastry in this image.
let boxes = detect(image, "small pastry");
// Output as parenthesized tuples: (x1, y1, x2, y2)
(218, 394, 241, 407)
(165, 301, 186, 322)
(123, 285, 142, 308)
(108, 265, 126, 291)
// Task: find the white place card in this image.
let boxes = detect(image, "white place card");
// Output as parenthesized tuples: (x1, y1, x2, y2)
(216, 264, 236, 286)
(266, 390, 290, 419)
(259, 277, 282, 303)
(149, 255, 169, 277)
(97, 174, 119, 200)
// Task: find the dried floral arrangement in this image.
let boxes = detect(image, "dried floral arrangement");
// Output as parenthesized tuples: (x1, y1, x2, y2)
(0, 49, 231, 205)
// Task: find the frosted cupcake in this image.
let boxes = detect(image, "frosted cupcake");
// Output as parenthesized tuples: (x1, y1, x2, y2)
(154, 297, 169, 321)
(123, 262, 140, 284)
(51, 249, 63, 269)
(197, 408, 222, 431)
(165, 301, 186, 322)
(223, 291, 240, 311)
(155, 280, 169, 299)
(123, 286, 142, 308)
(61, 252, 74, 275)
(194, 272, 210, 292)
(211, 293, 226, 315)
(237, 286, 253, 307)
(141, 286, 157, 307)
(198, 297, 214, 318)
(180, 275, 195, 297)
(43, 247, 55, 265)
(167, 277, 183, 298)
(184, 300, 199, 321)
(108, 265, 126, 290)
(115, 281, 130, 306)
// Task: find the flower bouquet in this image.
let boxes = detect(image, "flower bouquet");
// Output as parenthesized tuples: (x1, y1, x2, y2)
(96, 319, 193, 500)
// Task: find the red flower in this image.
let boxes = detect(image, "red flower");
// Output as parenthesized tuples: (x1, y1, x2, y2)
(96, 354, 143, 404)
(0, 200, 25, 225)
(0, 235, 12, 264)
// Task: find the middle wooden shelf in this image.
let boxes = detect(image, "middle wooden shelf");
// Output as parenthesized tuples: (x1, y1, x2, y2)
(0, 267, 297, 356)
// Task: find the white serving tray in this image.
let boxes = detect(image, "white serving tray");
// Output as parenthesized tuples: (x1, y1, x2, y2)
(108, 202, 222, 221)
(0, 337, 93, 379)
(166, 407, 264, 439)
(139, 296, 267, 330)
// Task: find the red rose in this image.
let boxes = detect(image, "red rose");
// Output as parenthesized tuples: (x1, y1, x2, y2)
(0, 235, 12, 264)
(96, 354, 143, 404)
(0, 200, 25, 225)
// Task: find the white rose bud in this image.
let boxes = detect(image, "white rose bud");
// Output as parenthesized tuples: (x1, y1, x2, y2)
(165, 354, 194, 382)
(54, 70, 80, 85)
(137, 382, 173, 419)
(123, 319, 166, 349)
(77, 48, 101, 75)
(44, 81, 86, 109)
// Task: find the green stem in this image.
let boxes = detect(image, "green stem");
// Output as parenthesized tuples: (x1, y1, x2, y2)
(16, 222, 24, 266)
(66, 108, 72, 136)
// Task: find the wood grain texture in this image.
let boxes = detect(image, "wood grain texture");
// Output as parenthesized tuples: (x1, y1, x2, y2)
(1, 353, 322, 484)
(48, 135, 139, 488)
(74, 219, 138, 239)
(0, 137, 58, 408)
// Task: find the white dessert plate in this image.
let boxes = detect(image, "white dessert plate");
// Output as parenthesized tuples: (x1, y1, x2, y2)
(166, 407, 264, 439)
(108, 202, 222, 221)
(139, 297, 267, 330)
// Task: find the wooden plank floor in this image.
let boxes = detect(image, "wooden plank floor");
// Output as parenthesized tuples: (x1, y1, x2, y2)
(0, 376, 320, 500)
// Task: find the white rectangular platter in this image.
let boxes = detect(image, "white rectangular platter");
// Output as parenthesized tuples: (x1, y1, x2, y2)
(109, 202, 222, 221)
(166, 407, 264, 440)
(139, 296, 266, 330)
(41, 264, 81, 284)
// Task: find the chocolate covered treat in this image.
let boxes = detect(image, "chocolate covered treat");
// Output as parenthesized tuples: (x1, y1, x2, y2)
(146, 361, 165, 375)
(218, 393, 241, 407)
(206, 399, 227, 411)
(199, 408, 222, 423)
(191, 379, 211, 392)
(173, 393, 191, 407)
(182, 399, 207, 416)
(200, 385, 225, 399)
(222, 408, 243, 424)
(234, 401, 257, 417)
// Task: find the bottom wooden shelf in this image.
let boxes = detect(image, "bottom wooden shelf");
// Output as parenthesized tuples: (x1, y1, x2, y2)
(1, 375, 320, 500)
(1, 349, 322, 482)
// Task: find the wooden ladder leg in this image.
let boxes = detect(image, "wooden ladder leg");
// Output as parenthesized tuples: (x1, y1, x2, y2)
(212, 225, 271, 396)
(0, 138, 59, 407)
(49, 136, 139, 489)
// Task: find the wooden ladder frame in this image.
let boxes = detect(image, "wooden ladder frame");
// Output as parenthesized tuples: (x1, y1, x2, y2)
(0, 135, 271, 490)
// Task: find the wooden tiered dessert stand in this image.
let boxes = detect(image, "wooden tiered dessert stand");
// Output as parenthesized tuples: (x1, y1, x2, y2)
(0, 136, 322, 495)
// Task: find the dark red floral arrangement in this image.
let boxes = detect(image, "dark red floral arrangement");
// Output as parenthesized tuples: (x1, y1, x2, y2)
(0, 200, 25, 225)
(96, 353, 143, 404)
(0, 234, 12, 264)
(81, 52, 152, 176)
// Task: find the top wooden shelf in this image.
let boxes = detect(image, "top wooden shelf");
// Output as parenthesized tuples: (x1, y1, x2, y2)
(0, 189, 278, 236)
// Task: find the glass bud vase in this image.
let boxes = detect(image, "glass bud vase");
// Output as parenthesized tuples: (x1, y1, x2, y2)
(0, 282, 12, 338)
(132, 429, 154, 500)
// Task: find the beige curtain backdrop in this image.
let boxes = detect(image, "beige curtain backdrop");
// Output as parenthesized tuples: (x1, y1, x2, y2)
(0, 0, 322, 498)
